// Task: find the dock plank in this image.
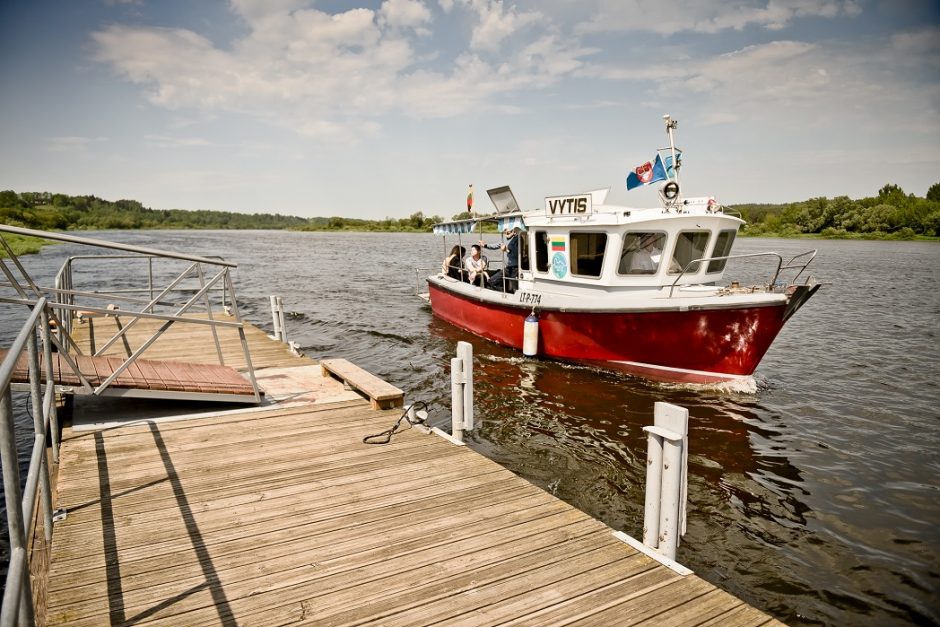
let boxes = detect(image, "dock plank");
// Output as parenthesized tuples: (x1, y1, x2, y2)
(45, 397, 783, 626)
(39, 315, 784, 626)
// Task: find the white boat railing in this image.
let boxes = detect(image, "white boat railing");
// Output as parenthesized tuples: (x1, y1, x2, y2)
(667, 249, 817, 298)
(0, 225, 261, 403)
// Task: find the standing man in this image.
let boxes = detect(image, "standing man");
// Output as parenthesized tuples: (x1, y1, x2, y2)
(481, 227, 520, 293)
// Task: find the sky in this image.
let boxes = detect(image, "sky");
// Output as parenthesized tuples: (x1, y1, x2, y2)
(1, 0, 938, 220)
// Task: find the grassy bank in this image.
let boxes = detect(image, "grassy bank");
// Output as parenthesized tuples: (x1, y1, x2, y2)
(0, 233, 52, 257)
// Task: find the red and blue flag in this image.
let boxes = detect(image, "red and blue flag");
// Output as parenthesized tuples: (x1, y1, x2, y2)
(626, 154, 667, 191)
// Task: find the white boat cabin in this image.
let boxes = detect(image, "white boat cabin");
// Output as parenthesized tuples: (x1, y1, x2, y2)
(435, 187, 745, 296)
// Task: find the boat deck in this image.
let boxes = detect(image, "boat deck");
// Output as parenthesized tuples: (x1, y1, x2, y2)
(39, 318, 783, 625)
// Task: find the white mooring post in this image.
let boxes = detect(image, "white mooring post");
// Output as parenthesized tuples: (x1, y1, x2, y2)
(450, 341, 474, 442)
(458, 341, 473, 432)
(277, 298, 287, 343)
(270, 295, 283, 342)
(642, 401, 689, 561)
(450, 357, 464, 442)
(269, 295, 289, 343)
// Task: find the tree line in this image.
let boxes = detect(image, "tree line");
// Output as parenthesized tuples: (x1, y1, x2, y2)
(732, 183, 940, 239)
(1, 183, 938, 239)
(0, 190, 445, 233)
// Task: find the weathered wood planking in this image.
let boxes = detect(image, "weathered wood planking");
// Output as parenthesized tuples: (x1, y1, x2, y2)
(45, 398, 782, 626)
(38, 311, 784, 625)
(321, 358, 405, 409)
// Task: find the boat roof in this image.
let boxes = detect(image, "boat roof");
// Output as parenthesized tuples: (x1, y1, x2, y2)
(431, 194, 742, 234)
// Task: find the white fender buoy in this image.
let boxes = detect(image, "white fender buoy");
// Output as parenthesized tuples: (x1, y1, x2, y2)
(523, 312, 539, 356)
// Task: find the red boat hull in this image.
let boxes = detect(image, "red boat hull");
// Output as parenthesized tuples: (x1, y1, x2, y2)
(428, 282, 790, 383)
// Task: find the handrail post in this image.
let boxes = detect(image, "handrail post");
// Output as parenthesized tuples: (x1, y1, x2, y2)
(148, 256, 154, 311)
(40, 308, 60, 463)
(225, 273, 262, 403)
(195, 264, 225, 366)
(27, 324, 54, 544)
(0, 387, 35, 626)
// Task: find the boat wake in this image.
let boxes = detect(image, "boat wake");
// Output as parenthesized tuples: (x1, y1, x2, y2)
(657, 376, 759, 395)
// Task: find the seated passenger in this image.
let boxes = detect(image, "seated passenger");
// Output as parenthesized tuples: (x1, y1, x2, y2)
(630, 243, 657, 273)
(442, 245, 466, 280)
(621, 234, 664, 274)
(465, 245, 489, 287)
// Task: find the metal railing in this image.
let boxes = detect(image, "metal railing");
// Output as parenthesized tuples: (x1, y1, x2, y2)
(0, 225, 261, 403)
(0, 298, 59, 626)
(667, 249, 817, 298)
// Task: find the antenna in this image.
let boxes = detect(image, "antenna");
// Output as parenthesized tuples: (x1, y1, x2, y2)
(663, 114, 680, 188)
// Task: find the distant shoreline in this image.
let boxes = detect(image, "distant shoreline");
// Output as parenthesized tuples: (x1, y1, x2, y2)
(3, 183, 938, 241)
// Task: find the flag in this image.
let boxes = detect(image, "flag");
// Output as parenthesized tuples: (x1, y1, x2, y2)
(467, 185, 473, 211)
(551, 237, 565, 252)
(664, 151, 681, 178)
(626, 154, 667, 191)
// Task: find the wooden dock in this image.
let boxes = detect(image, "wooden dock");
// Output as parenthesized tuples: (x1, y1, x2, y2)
(40, 317, 783, 625)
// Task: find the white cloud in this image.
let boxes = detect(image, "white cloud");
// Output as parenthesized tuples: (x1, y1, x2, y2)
(584, 32, 940, 142)
(380, 0, 433, 33)
(89, 0, 934, 160)
(462, 0, 542, 52)
(47, 136, 108, 152)
(890, 25, 940, 71)
(229, 0, 309, 22)
(91, 0, 594, 141)
(144, 135, 214, 148)
(577, 0, 862, 35)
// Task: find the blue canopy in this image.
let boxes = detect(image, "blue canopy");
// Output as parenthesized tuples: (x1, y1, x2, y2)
(432, 219, 479, 235)
(497, 214, 527, 232)
(432, 212, 526, 235)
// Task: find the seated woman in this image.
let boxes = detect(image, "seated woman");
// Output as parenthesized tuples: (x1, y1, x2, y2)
(465, 245, 489, 287)
(441, 245, 466, 280)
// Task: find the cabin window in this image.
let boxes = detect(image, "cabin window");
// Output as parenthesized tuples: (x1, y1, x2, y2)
(570, 233, 607, 278)
(707, 229, 737, 273)
(618, 232, 667, 275)
(669, 231, 711, 274)
(535, 230, 549, 272)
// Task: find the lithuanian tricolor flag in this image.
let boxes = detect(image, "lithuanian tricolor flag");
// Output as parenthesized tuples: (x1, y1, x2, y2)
(551, 237, 565, 251)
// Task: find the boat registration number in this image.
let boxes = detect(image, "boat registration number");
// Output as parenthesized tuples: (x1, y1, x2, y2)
(518, 291, 541, 306)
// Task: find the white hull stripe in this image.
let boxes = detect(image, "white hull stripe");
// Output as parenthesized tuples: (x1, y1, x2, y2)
(608, 359, 749, 381)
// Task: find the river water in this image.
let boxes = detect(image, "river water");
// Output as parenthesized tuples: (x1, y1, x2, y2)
(1, 230, 937, 625)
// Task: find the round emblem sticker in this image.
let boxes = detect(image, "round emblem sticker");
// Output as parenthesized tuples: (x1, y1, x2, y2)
(551, 252, 567, 278)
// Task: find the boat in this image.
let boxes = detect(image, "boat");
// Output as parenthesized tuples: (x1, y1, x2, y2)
(422, 116, 820, 384)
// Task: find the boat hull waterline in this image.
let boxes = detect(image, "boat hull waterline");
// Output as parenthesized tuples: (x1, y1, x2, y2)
(428, 281, 795, 384)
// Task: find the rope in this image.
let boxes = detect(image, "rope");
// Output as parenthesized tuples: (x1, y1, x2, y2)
(363, 401, 430, 445)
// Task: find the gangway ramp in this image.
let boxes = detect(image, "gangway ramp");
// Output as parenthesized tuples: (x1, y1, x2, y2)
(1, 348, 260, 404)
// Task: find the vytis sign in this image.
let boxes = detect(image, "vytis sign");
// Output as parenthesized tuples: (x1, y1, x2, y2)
(544, 194, 593, 216)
